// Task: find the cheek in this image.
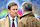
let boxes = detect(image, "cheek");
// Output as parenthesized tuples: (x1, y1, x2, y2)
(11, 10, 14, 12)
(12, 11, 14, 14)
(22, 9, 23, 12)
(10, 10, 14, 14)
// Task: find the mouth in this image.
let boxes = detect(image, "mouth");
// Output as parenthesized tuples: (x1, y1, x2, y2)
(14, 13, 17, 15)
(14, 13, 17, 14)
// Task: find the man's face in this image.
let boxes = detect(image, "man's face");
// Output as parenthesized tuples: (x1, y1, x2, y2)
(8, 5, 18, 17)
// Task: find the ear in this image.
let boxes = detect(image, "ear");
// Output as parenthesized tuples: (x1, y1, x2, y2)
(22, 8, 24, 12)
(8, 9, 10, 13)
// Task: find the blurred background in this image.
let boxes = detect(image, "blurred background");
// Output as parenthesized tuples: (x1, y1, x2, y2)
(0, 0, 40, 19)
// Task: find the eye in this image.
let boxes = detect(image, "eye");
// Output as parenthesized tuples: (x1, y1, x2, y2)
(16, 9, 18, 10)
(13, 9, 15, 10)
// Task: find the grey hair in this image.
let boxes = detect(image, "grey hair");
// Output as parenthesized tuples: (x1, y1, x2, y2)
(22, 1, 32, 11)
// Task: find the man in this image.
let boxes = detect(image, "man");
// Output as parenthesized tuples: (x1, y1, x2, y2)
(0, 2, 20, 27)
(18, 1, 40, 27)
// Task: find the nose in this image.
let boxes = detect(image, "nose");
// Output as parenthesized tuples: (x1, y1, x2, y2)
(15, 10, 17, 12)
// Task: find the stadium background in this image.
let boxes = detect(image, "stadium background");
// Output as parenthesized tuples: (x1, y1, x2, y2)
(0, 0, 40, 19)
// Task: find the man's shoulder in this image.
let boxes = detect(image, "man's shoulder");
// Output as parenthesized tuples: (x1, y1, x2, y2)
(0, 18, 5, 23)
(32, 17, 39, 20)
(20, 17, 39, 22)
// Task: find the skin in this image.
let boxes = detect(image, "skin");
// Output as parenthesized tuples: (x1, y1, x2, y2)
(22, 7, 26, 14)
(8, 5, 18, 18)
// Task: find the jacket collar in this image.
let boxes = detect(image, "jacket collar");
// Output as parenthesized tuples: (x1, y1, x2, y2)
(5, 14, 19, 24)
(20, 12, 35, 19)
(23, 11, 31, 16)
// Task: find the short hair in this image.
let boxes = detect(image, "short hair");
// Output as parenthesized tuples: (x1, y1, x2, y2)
(8, 2, 18, 10)
(22, 1, 32, 11)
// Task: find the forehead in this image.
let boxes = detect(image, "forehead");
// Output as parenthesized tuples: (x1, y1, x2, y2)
(10, 5, 18, 9)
